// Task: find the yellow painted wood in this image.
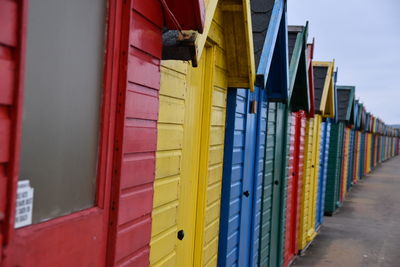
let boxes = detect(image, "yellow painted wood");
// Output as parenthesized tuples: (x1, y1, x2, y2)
(151, 2, 248, 265)
(307, 114, 322, 243)
(196, 0, 255, 91)
(366, 133, 372, 173)
(298, 117, 314, 250)
(341, 128, 350, 197)
(151, 60, 188, 267)
(312, 61, 335, 118)
(355, 131, 361, 182)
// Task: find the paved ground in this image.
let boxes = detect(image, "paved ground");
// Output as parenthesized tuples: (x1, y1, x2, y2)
(293, 156, 400, 267)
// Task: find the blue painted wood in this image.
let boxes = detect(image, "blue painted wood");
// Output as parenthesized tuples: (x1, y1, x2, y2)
(359, 132, 365, 179)
(218, 86, 268, 267)
(257, 0, 288, 101)
(347, 129, 355, 190)
(316, 121, 330, 228)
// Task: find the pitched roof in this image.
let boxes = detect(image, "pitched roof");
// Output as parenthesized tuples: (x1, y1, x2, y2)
(252, 0, 288, 101)
(288, 26, 303, 63)
(196, 0, 255, 90)
(338, 86, 355, 123)
(307, 41, 315, 117)
(287, 24, 310, 112)
(312, 61, 335, 118)
(252, 0, 275, 68)
(313, 66, 328, 111)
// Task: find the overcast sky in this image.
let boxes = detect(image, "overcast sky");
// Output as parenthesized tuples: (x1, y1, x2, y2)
(287, 0, 400, 124)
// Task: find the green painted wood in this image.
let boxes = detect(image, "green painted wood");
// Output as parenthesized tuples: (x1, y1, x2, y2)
(279, 104, 291, 267)
(259, 102, 277, 266)
(324, 122, 345, 214)
(288, 24, 310, 113)
(259, 102, 290, 267)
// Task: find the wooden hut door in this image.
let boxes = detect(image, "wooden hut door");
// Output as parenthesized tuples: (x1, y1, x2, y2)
(269, 103, 288, 267)
(1, 1, 125, 266)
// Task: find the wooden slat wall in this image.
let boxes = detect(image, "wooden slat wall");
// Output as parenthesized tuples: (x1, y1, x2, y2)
(259, 102, 277, 266)
(284, 113, 296, 265)
(110, 1, 162, 266)
(201, 12, 228, 266)
(307, 115, 321, 243)
(298, 117, 314, 250)
(151, 61, 188, 266)
(150, 4, 228, 266)
(296, 114, 306, 248)
(0, 0, 22, 262)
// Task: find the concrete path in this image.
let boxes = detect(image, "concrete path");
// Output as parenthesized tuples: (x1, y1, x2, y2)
(293, 156, 400, 267)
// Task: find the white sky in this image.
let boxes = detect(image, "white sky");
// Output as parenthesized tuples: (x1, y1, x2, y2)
(287, 0, 400, 124)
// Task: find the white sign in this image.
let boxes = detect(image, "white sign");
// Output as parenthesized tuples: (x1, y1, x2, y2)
(15, 180, 34, 228)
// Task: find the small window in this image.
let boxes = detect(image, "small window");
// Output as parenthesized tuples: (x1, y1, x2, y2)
(19, 0, 106, 224)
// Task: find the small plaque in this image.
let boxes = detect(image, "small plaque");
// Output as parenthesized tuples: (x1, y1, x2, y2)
(15, 180, 34, 228)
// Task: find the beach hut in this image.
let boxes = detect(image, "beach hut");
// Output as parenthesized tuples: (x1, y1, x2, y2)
(251, 1, 292, 266)
(324, 85, 354, 214)
(151, 0, 255, 266)
(337, 86, 355, 201)
(217, 0, 285, 265)
(299, 61, 335, 245)
(0, 0, 205, 265)
(315, 120, 330, 229)
(345, 92, 356, 191)
(283, 23, 311, 267)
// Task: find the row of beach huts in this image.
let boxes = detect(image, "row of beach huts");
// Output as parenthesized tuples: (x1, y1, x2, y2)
(1, 0, 399, 266)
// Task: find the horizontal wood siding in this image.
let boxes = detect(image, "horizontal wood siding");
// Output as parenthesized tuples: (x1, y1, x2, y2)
(298, 117, 314, 250)
(201, 19, 228, 265)
(112, 2, 162, 266)
(259, 102, 277, 266)
(0, 0, 23, 261)
(150, 61, 188, 266)
(218, 89, 248, 267)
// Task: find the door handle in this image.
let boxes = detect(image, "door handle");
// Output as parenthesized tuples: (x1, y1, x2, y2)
(177, 230, 184, 240)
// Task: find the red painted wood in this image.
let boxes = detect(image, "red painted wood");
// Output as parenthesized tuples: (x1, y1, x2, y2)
(284, 111, 306, 267)
(133, 0, 163, 28)
(284, 113, 298, 267)
(6, 209, 106, 267)
(130, 12, 162, 58)
(0, 57, 15, 105)
(1, 1, 27, 260)
(118, 184, 153, 225)
(128, 47, 160, 89)
(307, 43, 315, 117)
(0, 0, 17, 47)
(0, 108, 11, 163)
(295, 112, 306, 253)
(124, 120, 157, 153)
(106, 2, 162, 266)
(121, 153, 155, 189)
(115, 217, 152, 264)
(164, 0, 205, 33)
(0, 166, 6, 220)
(126, 84, 158, 121)
(3, 1, 120, 266)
